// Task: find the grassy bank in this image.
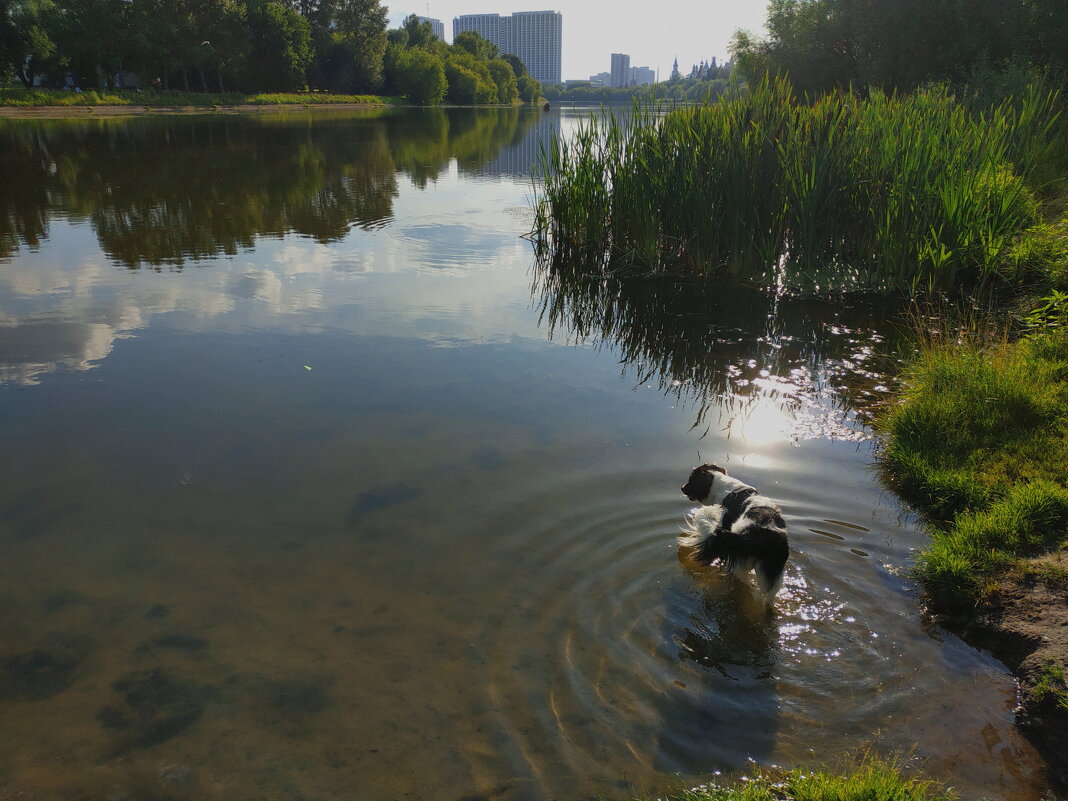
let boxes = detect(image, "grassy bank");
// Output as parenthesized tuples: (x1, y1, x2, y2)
(876, 306, 1068, 615)
(0, 87, 398, 107)
(652, 759, 952, 801)
(533, 76, 1062, 293)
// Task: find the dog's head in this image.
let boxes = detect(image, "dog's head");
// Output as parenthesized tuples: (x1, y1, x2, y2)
(681, 463, 728, 503)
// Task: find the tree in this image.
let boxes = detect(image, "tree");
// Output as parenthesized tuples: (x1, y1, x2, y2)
(0, 0, 57, 87)
(401, 13, 434, 49)
(331, 0, 386, 91)
(487, 57, 517, 103)
(453, 30, 497, 61)
(500, 52, 527, 79)
(395, 45, 445, 104)
(516, 75, 540, 103)
(444, 51, 494, 104)
(244, 0, 312, 91)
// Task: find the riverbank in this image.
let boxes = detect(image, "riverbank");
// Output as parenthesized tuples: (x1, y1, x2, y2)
(0, 103, 393, 117)
(876, 320, 1068, 790)
(0, 87, 398, 107)
(653, 757, 952, 801)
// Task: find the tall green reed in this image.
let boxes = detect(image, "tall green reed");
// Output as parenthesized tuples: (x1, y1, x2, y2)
(532, 75, 1060, 293)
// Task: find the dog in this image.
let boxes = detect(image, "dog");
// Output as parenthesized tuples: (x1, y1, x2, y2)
(678, 463, 789, 599)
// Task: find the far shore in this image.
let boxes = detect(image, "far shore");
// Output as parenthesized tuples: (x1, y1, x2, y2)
(0, 102, 397, 117)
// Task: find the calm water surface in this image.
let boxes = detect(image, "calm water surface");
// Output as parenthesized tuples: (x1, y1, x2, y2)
(0, 108, 1049, 800)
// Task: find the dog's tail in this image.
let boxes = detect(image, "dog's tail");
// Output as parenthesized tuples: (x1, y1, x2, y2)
(677, 505, 723, 553)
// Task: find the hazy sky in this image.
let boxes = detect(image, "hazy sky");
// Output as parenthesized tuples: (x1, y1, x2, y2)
(387, 0, 770, 82)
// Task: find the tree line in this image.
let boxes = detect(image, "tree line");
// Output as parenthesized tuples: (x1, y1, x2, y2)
(730, 0, 1067, 95)
(0, 0, 542, 102)
(384, 15, 540, 105)
(0, 107, 544, 264)
(543, 61, 734, 104)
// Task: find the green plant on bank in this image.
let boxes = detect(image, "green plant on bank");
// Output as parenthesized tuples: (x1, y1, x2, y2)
(877, 315, 1068, 615)
(1031, 659, 1068, 711)
(0, 87, 397, 107)
(532, 75, 1062, 293)
(649, 758, 952, 801)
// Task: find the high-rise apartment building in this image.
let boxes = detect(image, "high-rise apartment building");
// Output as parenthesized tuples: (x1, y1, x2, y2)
(610, 53, 630, 88)
(453, 10, 562, 85)
(416, 16, 446, 41)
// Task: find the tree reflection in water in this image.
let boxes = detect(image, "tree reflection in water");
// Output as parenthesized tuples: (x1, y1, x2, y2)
(0, 107, 545, 268)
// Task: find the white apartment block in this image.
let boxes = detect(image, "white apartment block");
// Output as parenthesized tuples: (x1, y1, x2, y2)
(453, 10, 562, 85)
(416, 16, 446, 41)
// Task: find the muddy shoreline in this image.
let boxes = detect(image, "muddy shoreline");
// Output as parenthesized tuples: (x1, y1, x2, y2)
(959, 554, 1068, 794)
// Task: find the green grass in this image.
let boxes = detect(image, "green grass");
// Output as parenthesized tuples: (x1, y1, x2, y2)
(1031, 659, 1068, 711)
(0, 87, 398, 107)
(532, 76, 1062, 293)
(650, 758, 952, 801)
(877, 322, 1068, 614)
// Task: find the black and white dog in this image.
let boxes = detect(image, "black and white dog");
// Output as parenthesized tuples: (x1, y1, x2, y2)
(678, 463, 789, 599)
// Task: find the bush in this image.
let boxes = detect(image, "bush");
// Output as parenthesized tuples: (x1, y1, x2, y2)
(395, 48, 446, 105)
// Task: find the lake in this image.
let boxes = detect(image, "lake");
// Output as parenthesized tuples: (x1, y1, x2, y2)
(0, 107, 1049, 800)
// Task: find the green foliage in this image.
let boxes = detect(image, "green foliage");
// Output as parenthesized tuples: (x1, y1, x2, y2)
(878, 326, 1068, 614)
(1031, 660, 1068, 710)
(400, 14, 435, 49)
(1007, 218, 1068, 289)
(517, 75, 540, 103)
(501, 53, 526, 78)
(655, 757, 952, 801)
(486, 57, 517, 104)
(0, 86, 394, 105)
(329, 0, 387, 92)
(244, 1, 312, 92)
(0, 0, 58, 87)
(453, 29, 498, 61)
(731, 0, 1068, 94)
(443, 49, 496, 105)
(533, 76, 1061, 293)
(394, 46, 445, 105)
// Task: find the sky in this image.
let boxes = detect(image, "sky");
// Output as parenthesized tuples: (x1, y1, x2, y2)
(386, 0, 770, 82)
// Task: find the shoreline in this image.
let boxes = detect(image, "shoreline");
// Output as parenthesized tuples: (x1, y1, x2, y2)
(0, 102, 395, 117)
(960, 560, 1068, 793)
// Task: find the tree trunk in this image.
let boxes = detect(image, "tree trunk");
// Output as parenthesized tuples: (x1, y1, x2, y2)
(199, 66, 208, 92)
(15, 66, 32, 88)
(182, 68, 190, 91)
(218, 69, 226, 93)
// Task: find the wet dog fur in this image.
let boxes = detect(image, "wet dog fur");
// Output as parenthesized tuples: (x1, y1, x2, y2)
(679, 463, 789, 599)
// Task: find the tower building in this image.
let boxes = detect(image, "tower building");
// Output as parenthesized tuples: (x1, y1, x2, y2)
(453, 10, 562, 85)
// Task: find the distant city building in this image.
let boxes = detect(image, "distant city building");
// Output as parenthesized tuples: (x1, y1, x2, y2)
(416, 16, 446, 41)
(589, 71, 611, 86)
(670, 56, 680, 81)
(610, 53, 630, 87)
(629, 66, 655, 86)
(453, 10, 562, 85)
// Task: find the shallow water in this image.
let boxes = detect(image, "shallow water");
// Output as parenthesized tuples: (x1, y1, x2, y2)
(0, 107, 1049, 800)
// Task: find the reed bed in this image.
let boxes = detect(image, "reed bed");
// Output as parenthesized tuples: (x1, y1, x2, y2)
(532, 76, 1061, 293)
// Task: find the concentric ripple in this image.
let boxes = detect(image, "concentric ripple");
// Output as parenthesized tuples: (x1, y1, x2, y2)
(450, 463, 1045, 801)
